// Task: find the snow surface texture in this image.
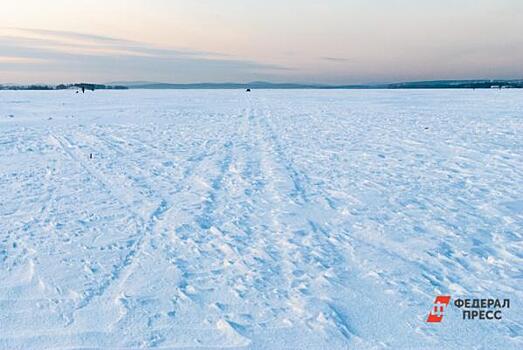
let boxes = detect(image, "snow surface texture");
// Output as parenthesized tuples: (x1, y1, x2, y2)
(0, 89, 522, 349)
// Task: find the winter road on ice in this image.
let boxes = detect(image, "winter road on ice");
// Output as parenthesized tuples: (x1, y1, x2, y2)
(0, 90, 522, 349)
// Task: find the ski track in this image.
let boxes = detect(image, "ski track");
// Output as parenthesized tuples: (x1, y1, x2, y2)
(0, 89, 522, 349)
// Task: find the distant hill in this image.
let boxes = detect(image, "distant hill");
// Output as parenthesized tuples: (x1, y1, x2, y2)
(118, 80, 523, 90)
(121, 82, 327, 89)
(106, 81, 161, 87)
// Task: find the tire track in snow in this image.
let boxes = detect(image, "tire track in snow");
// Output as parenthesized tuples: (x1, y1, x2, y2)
(119, 109, 271, 347)
(81, 120, 247, 347)
(50, 133, 173, 322)
(250, 102, 357, 344)
(63, 127, 209, 329)
(112, 140, 239, 347)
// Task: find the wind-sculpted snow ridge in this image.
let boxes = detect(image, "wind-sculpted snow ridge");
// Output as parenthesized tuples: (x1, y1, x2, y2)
(0, 89, 522, 349)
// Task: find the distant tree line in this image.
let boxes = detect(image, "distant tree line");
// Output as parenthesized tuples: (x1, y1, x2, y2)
(0, 84, 54, 90)
(386, 80, 523, 89)
(0, 83, 128, 91)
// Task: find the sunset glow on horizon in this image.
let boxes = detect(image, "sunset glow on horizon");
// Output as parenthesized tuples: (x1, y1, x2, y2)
(1, 0, 522, 84)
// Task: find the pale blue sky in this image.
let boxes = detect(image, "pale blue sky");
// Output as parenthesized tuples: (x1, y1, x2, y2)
(1, 0, 522, 83)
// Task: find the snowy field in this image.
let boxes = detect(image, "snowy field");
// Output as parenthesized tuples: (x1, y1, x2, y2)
(0, 89, 522, 349)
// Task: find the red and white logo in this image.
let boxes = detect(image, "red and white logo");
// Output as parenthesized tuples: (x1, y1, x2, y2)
(427, 296, 451, 323)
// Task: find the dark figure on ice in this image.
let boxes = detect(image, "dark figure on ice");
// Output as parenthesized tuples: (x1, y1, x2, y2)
(82, 87, 85, 93)
(246, 88, 251, 92)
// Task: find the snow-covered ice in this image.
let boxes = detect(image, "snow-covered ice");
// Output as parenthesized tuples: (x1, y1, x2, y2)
(0, 89, 522, 349)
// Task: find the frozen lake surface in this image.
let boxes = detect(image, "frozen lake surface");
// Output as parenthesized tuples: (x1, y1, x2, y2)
(0, 89, 522, 349)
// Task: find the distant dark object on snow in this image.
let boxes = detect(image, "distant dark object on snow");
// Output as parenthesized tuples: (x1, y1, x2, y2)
(89, 153, 93, 159)
(246, 88, 251, 92)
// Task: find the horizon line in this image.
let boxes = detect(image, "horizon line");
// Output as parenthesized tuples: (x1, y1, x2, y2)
(2, 78, 523, 87)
